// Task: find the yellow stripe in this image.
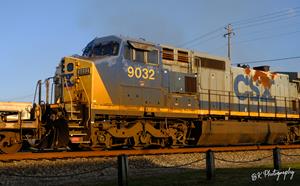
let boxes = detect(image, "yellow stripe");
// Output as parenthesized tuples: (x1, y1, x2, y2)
(91, 105, 300, 119)
(210, 110, 229, 115)
(287, 114, 299, 118)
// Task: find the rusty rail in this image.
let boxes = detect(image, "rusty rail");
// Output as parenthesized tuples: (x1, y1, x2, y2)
(1, 144, 300, 162)
(1, 145, 300, 186)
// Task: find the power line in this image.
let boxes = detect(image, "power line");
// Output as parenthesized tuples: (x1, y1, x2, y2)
(234, 10, 300, 28)
(178, 7, 300, 49)
(231, 7, 300, 25)
(206, 29, 300, 53)
(236, 20, 300, 36)
(233, 56, 300, 65)
(176, 7, 300, 61)
(235, 13, 300, 30)
(233, 30, 300, 45)
(178, 27, 224, 47)
(178, 7, 299, 52)
(185, 34, 222, 49)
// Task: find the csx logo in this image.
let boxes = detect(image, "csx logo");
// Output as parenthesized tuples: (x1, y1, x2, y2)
(234, 74, 275, 102)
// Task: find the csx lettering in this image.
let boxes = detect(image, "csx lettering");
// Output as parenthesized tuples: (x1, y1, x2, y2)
(234, 74, 275, 102)
(127, 66, 155, 80)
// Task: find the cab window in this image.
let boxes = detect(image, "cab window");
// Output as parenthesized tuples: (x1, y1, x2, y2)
(147, 50, 158, 64)
(135, 49, 144, 63)
(83, 41, 120, 57)
(124, 41, 159, 65)
(124, 45, 133, 60)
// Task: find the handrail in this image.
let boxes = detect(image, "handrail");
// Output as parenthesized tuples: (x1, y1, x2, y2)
(194, 89, 299, 117)
(79, 77, 91, 126)
(63, 77, 73, 120)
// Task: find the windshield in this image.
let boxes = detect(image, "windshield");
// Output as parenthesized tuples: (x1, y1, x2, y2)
(82, 40, 120, 57)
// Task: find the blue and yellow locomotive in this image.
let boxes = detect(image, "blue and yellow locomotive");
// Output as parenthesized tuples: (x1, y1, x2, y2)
(0, 35, 299, 153)
(53, 35, 300, 149)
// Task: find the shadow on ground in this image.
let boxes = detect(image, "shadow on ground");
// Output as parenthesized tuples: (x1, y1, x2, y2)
(98, 158, 299, 186)
(0, 156, 299, 186)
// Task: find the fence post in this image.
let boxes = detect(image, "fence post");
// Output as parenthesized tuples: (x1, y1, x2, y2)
(206, 150, 215, 180)
(118, 155, 128, 186)
(273, 147, 281, 170)
(208, 90, 211, 115)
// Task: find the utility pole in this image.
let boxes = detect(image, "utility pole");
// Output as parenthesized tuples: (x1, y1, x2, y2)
(224, 24, 235, 60)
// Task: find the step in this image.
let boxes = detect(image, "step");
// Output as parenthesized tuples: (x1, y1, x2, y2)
(69, 132, 88, 136)
(67, 110, 81, 114)
(69, 118, 82, 121)
(71, 141, 90, 144)
(30, 147, 70, 152)
(68, 124, 85, 129)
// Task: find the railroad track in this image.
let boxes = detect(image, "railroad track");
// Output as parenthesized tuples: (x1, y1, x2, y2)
(1, 144, 300, 162)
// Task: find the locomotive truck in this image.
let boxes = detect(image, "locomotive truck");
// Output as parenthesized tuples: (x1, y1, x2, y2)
(0, 35, 299, 153)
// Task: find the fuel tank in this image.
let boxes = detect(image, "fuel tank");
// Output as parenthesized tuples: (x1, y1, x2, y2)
(197, 120, 288, 146)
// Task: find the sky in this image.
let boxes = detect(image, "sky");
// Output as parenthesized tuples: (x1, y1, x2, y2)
(0, 0, 299, 102)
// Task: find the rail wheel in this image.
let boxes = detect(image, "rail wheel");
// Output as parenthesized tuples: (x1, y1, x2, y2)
(131, 132, 152, 150)
(159, 138, 167, 148)
(0, 132, 22, 154)
(140, 133, 151, 145)
(97, 131, 113, 149)
(287, 126, 300, 144)
(130, 133, 143, 150)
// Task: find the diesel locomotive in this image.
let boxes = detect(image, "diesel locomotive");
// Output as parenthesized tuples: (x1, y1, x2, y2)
(0, 35, 300, 153)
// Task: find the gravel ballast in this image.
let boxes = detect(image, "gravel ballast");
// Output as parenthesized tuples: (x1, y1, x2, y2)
(0, 149, 299, 185)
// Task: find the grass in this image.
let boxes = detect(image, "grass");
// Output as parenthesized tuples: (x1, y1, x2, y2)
(96, 163, 300, 186)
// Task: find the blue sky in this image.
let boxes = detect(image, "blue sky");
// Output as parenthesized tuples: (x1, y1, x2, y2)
(0, 0, 299, 101)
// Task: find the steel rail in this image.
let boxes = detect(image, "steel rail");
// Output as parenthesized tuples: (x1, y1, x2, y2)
(1, 144, 300, 162)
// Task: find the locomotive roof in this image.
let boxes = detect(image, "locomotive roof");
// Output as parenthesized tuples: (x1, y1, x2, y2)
(86, 35, 230, 65)
(114, 35, 229, 61)
(160, 43, 229, 63)
(91, 35, 158, 47)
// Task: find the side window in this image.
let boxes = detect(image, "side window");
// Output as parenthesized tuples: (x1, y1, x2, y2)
(147, 50, 158, 64)
(124, 45, 133, 60)
(135, 49, 144, 63)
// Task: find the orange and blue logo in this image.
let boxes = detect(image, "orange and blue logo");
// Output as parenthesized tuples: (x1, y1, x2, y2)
(234, 68, 276, 102)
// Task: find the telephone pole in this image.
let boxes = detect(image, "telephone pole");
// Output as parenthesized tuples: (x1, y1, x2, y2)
(224, 24, 235, 60)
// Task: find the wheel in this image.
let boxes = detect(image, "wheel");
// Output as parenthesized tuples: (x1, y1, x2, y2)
(104, 133, 113, 149)
(140, 133, 151, 145)
(0, 132, 22, 154)
(96, 131, 113, 149)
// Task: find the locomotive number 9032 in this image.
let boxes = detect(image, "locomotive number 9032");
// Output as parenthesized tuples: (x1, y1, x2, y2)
(127, 66, 155, 80)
